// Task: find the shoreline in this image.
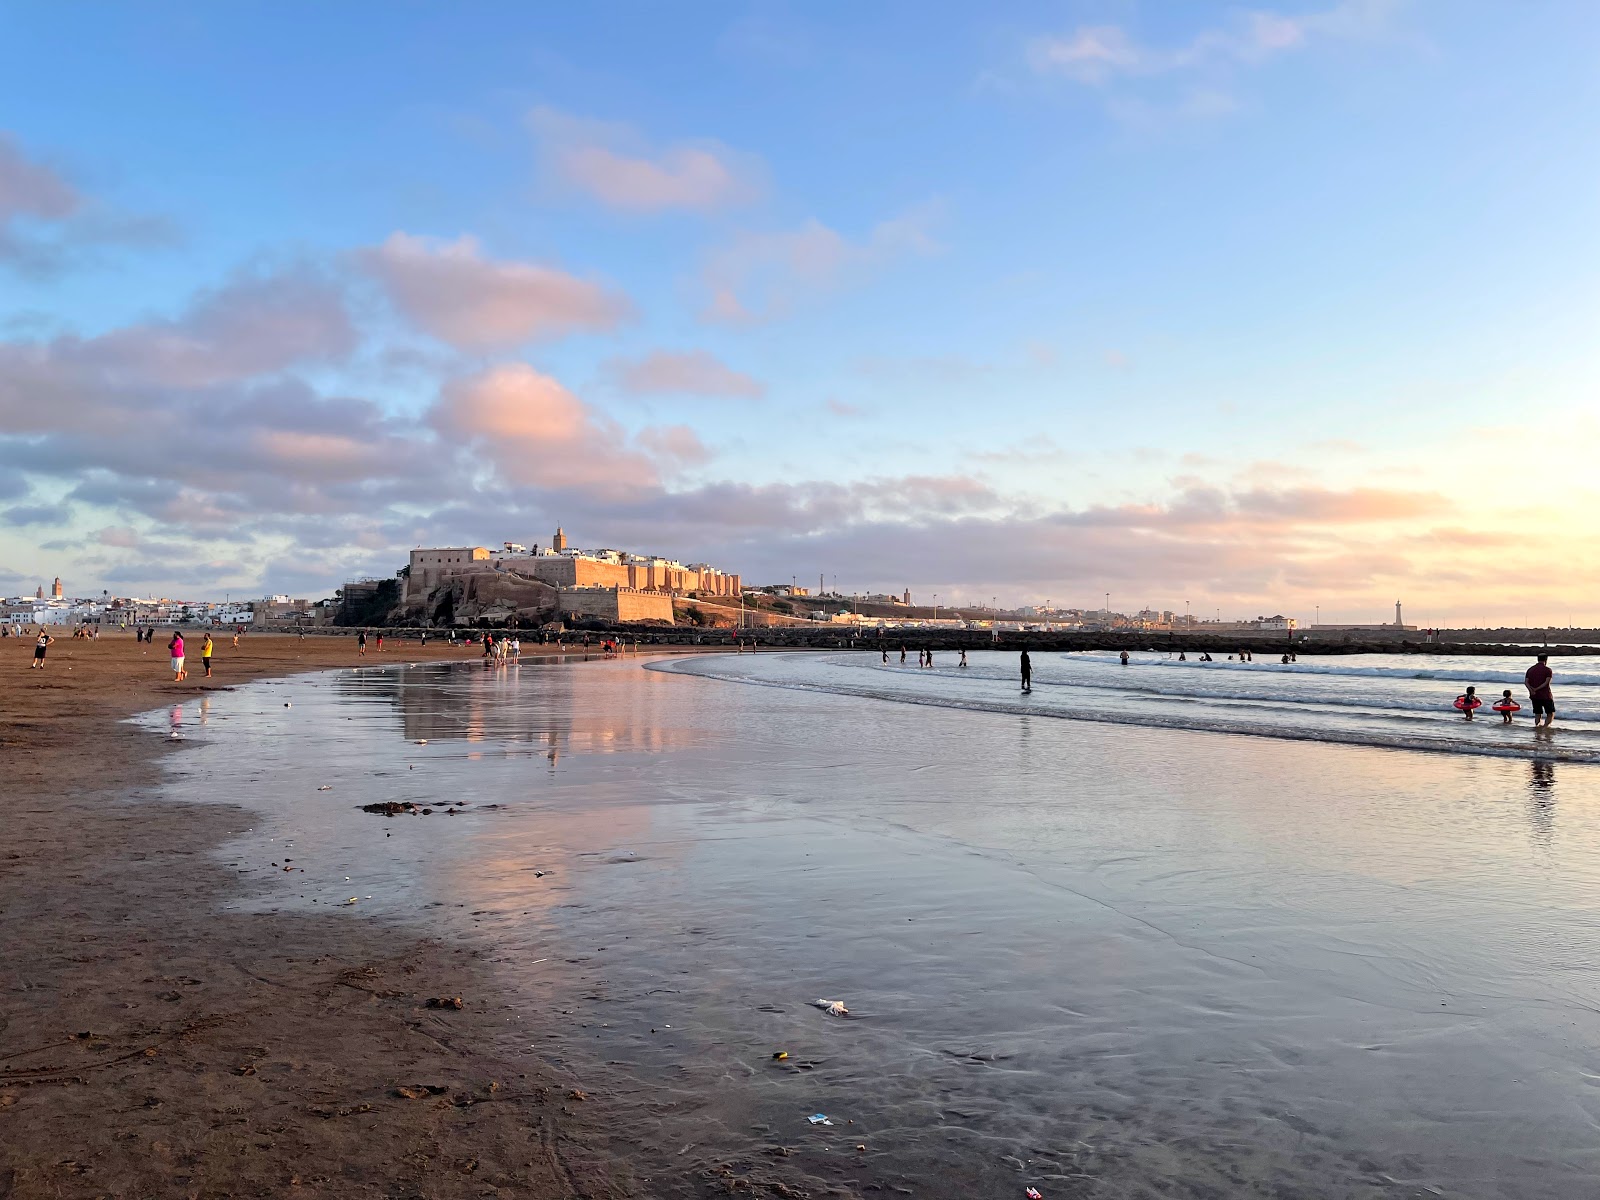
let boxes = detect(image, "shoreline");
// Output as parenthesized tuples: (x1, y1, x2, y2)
(0, 634, 636, 1199)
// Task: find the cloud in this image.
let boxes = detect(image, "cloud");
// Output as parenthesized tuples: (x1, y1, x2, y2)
(427, 363, 663, 492)
(357, 232, 630, 350)
(1030, 1, 1398, 85)
(606, 349, 764, 399)
(3, 501, 73, 527)
(55, 266, 354, 387)
(702, 205, 941, 323)
(0, 132, 79, 223)
(528, 107, 761, 213)
(0, 131, 174, 276)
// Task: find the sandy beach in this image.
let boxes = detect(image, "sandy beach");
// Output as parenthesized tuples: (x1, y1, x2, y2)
(0, 633, 633, 1200)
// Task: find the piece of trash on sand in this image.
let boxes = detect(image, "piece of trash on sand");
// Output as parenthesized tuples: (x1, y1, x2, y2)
(426, 996, 465, 1010)
(317, 785, 332, 791)
(772, 1051, 789, 1060)
(812, 999, 848, 1017)
(414, 739, 428, 745)
(807, 1113, 833, 1126)
(1026, 1189, 1043, 1199)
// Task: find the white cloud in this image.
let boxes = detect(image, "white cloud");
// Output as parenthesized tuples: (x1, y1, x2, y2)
(1029, 0, 1400, 85)
(357, 232, 630, 351)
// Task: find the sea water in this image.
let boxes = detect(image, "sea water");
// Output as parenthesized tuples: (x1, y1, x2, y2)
(143, 651, 1600, 1197)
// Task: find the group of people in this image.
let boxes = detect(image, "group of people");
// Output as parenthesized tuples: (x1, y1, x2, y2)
(1458, 655, 1557, 727)
(163, 630, 215, 681)
(481, 631, 522, 662)
(885, 645, 972, 669)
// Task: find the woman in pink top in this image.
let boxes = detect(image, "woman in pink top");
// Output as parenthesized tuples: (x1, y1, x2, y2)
(168, 631, 186, 681)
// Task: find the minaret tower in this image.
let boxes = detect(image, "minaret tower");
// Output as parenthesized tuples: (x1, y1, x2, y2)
(52, 576, 63, 599)
(552, 527, 567, 553)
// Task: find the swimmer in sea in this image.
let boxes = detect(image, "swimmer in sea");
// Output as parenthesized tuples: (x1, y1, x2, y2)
(1498, 689, 1517, 724)
(1119, 650, 1129, 665)
(1020, 649, 1032, 692)
(1458, 685, 1480, 721)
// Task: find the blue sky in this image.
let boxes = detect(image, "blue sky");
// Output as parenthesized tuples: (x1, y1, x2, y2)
(2, 1, 1597, 622)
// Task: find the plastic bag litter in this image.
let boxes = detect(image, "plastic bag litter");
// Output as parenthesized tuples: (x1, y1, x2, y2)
(1026, 1189, 1043, 1199)
(812, 999, 848, 1017)
(807, 1113, 833, 1126)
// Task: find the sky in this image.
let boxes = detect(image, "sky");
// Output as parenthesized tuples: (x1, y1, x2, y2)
(1, 1, 1597, 625)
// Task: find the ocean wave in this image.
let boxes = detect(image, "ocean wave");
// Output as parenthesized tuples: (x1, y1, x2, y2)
(1062, 653, 1600, 688)
(653, 656, 1600, 765)
(886, 664, 1600, 723)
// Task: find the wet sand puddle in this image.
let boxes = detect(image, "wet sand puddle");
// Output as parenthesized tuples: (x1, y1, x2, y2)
(140, 653, 1600, 1198)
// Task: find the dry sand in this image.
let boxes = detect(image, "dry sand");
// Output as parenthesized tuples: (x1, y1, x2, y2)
(0, 632, 637, 1199)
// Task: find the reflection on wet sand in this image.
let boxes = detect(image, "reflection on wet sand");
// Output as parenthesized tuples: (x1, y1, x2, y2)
(1526, 759, 1557, 850)
(337, 659, 706, 757)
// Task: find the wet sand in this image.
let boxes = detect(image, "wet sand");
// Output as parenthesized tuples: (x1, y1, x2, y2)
(0, 633, 637, 1200)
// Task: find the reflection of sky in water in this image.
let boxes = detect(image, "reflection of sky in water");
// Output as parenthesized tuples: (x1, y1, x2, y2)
(142, 656, 1600, 1197)
(665, 649, 1600, 762)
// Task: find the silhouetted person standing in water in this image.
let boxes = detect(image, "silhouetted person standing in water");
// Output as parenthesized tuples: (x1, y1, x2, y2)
(1020, 649, 1032, 692)
(1526, 654, 1556, 728)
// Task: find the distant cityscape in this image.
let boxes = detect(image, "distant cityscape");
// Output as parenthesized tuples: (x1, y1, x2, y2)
(0, 544, 1542, 640)
(0, 544, 1524, 636)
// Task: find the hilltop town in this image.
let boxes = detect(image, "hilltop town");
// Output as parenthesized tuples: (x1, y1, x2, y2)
(8, 530, 1524, 645)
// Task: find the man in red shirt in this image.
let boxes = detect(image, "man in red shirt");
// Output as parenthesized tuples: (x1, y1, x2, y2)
(1525, 654, 1555, 727)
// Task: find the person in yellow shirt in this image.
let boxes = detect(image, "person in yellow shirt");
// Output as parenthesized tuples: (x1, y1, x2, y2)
(202, 633, 215, 678)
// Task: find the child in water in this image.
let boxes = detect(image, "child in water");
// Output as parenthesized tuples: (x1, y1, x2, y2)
(1498, 689, 1517, 724)
(1458, 686, 1480, 720)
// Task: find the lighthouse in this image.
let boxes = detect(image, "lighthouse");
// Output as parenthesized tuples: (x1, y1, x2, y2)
(1395, 600, 1403, 627)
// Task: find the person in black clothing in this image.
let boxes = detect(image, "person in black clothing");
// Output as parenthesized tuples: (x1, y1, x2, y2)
(1020, 649, 1032, 692)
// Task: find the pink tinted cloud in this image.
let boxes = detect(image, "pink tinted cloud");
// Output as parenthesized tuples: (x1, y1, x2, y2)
(428, 363, 660, 491)
(606, 349, 764, 399)
(702, 206, 941, 323)
(0, 132, 80, 222)
(358, 233, 630, 351)
(528, 107, 761, 213)
(0, 132, 174, 275)
(65, 267, 355, 387)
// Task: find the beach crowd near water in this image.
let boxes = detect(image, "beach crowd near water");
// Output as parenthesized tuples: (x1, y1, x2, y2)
(6, 623, 1570, 736)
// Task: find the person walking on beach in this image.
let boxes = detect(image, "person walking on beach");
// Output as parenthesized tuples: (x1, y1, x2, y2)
(201, 633, 214, 678)
(30, 630, 53, 669)
(376, 632, 384, 652)
(1526, 654, 1556, 727)
(168, 631, 186, 682)
(357, 630, 367, 656)
(1020, 648, 1032, 692)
